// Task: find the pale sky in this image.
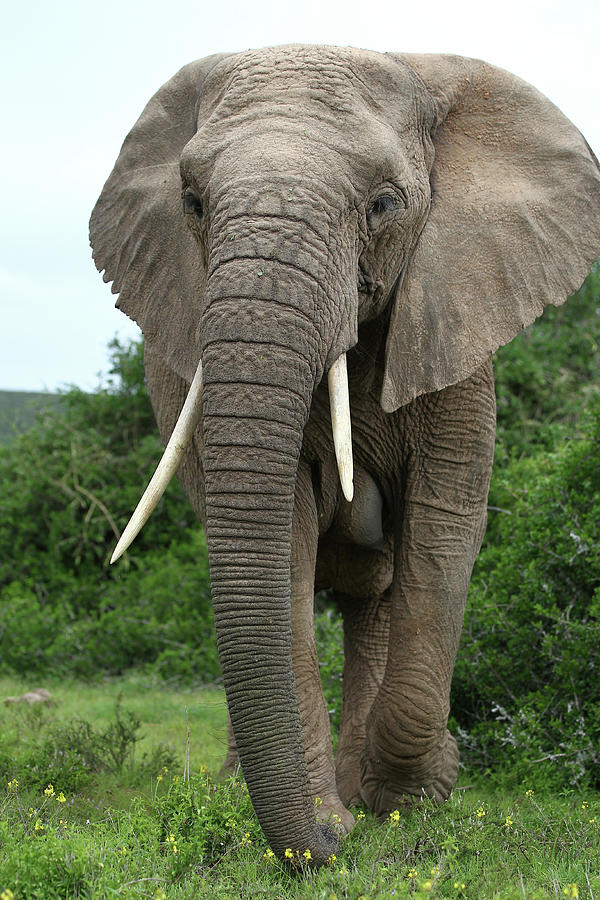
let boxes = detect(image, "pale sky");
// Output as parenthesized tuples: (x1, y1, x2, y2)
(1, 0, 599, 391)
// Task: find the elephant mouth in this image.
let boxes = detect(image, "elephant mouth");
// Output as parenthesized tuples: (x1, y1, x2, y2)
(110, 352, 354, 563)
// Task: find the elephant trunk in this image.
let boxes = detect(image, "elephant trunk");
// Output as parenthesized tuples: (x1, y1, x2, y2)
(200, 259, 338, 863)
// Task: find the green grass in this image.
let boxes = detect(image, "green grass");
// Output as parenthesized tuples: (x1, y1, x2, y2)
(0, 674, 229, 780)
(1, 675, 598, 899)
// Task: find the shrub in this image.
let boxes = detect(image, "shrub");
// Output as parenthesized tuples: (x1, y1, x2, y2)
(453, 397, 600, 788)
(0, 339, 218, 684)
(493, 261, 600, 462)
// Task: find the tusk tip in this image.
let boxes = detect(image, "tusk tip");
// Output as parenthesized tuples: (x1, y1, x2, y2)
(110, 546, 124, 565)
(110, 534, 131, 564)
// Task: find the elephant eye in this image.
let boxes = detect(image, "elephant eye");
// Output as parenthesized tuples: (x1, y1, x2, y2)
(183, 187, 203, 219)
(367, 192, 404, 227)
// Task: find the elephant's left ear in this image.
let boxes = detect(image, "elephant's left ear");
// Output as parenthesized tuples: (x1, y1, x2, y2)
(381, 53, 600, 413)
(90, 54, 229, 385)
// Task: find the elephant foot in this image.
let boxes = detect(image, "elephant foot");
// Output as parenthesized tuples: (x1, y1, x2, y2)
(359, 730, 459, 817)
(314, 792, 355, 835)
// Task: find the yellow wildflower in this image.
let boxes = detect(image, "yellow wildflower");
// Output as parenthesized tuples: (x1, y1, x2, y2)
(284, 848, 294, 859)
(314, 796, 323, 807)
(338, 866, 348, 876)
(1, 890, 15, 900)
(166, 833, 177, 854)
(525, 789, 534, 798)
(476, 806, 486, 818)
(241, 832, 252, 846)
(264, 848, 275, 861)
(454, 883, 466, 892)
(57, 792, 66, 804)
(199, 764, 208, 774)
(389, 809, 400, 825)
(154, 891, 167, 900)
(406, 868, 417, 880)
(303, 849, 312, 861)
(430, 865, 440, 877)
(422, 881, 433, 892)
(564, 886, 579, 899)
(44, 784, 55, 798)
(328, 854, 337, 865)
(27, 808, 35, 818)
(6, 779, 18, 792)
(581, 801, 588, 810)
(356, 810, 365, 821)
(504, 816, 513, 828)
(34, 819, 44, 832)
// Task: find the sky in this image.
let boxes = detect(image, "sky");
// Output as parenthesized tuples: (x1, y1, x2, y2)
(1, 0, 599, 392)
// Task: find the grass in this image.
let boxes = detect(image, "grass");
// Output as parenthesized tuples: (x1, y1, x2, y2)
(0, 674, 598, 899)
(0, 674, 229, 779)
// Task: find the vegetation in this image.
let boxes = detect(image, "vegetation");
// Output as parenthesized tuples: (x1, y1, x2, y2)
(1, 676, 598, 899)
(0, 340, 219, 685)
(0, 391, 60, 446)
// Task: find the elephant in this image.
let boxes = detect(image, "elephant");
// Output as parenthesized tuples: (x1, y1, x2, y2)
(90, 45, 600, 865)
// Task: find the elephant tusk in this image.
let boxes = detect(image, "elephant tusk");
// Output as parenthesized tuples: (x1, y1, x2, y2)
(328, 353, 354, 502)
(110, 360, 203, 564)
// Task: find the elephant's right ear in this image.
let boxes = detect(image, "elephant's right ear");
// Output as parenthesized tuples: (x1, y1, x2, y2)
(381, 53, 600, 413)
(89, 54, 229, 384)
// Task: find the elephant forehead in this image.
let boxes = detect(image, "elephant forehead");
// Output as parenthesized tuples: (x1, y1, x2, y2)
(197, 45, 430, 141)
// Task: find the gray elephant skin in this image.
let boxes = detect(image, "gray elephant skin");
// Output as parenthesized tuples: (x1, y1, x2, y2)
(90, 46, 600, 865)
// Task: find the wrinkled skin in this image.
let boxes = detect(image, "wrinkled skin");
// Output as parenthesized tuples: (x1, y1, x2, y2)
(90, 46, 600, 864)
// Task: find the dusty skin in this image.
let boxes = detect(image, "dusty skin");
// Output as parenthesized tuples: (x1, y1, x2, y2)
(90, 46, 600, 866)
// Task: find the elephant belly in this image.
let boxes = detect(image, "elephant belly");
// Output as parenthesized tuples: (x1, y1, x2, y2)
(315, 534, 394, 600)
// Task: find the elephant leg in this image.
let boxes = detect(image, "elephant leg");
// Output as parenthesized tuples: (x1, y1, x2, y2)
(360, 362, 496, 815)
(334, 590, 390, 808)
(292, 463, 354, 834)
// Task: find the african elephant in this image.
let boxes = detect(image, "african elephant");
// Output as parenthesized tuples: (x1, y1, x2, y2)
(90, 46, 600, 865)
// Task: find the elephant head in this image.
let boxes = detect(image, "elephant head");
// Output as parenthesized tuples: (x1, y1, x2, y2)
(90, 46, 600, 863)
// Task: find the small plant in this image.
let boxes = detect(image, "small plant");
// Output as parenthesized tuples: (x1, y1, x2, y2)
(94, 694, 142, 774)
(1, 695, 147, 792)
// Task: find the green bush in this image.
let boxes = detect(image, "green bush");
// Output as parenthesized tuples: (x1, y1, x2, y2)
(0, 339, 197, 599)
(0, 339, 219, 684)
(453, 397, 600, 789)
(493, 261, 600, 462)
